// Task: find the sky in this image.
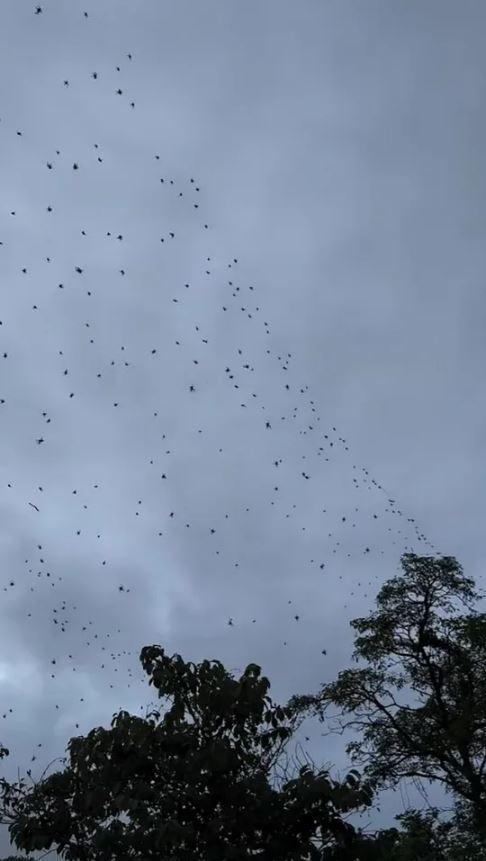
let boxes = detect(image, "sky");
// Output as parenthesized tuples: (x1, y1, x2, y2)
(0, 0, 485, 855)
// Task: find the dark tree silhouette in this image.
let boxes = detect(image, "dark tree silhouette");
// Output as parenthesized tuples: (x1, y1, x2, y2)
(288, 553, 486, 843)
(324, 805, 486, 860)
(0, 647, 373, 860)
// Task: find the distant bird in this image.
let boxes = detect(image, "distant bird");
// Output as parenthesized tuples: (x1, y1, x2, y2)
(35, 5, 42, 13)
(28, 502, 39, 512)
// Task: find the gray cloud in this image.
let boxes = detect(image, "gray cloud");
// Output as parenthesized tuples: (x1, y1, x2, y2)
(0, 0, 485, 855)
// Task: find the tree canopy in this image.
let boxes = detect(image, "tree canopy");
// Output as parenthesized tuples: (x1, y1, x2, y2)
(331, 805, 486, 860)
(288, 553, 486, 841)
(0, 647, 373, 860)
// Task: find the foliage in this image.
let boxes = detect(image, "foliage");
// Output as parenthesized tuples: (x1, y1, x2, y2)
(0, 647, 374, 860)
(288, 553, 486, 843)
(341, 805, 486, 861)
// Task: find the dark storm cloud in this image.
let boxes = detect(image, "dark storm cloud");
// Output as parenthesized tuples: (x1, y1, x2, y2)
(1, 1, 485, 855)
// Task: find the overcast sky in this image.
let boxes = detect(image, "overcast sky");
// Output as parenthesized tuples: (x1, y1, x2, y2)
(1, 0, 485, 855)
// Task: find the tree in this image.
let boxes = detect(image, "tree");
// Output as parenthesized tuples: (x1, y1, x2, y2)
(316, 808, 441, 861)
(288, 553, 486, 843)
(341, 805, 486, 861)
(0, 646, 374, 860)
